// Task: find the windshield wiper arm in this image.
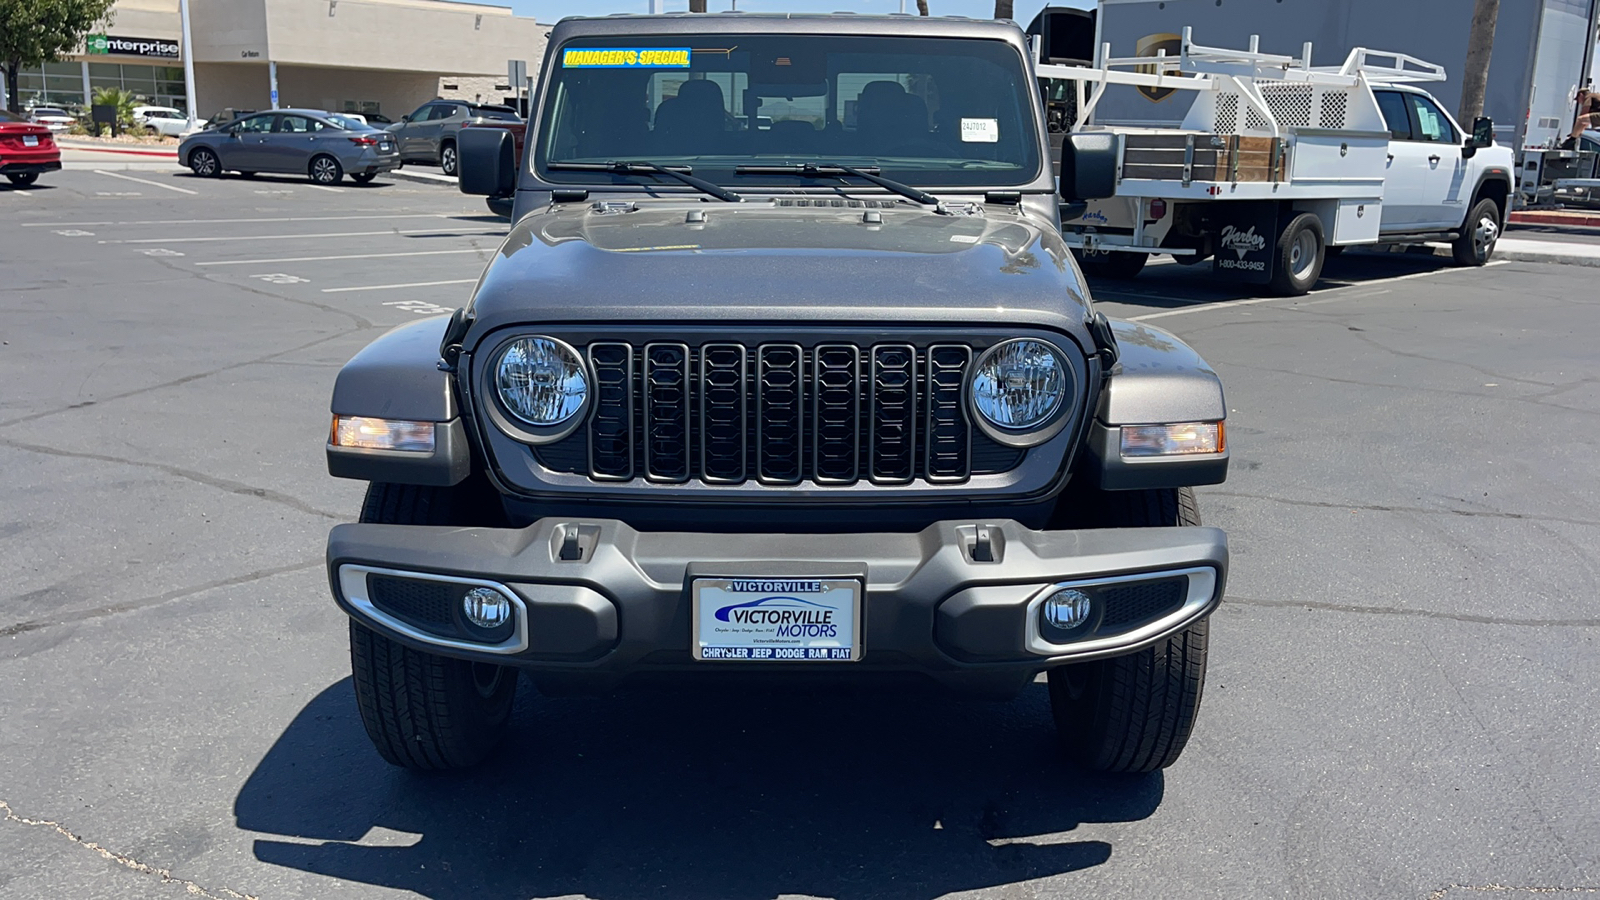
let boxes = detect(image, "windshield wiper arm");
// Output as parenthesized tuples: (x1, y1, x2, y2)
(734, 163, 942, 207)
(548, 161, 741, 202)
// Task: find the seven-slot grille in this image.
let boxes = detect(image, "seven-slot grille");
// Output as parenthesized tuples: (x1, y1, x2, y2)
(575, 341, 977, 486)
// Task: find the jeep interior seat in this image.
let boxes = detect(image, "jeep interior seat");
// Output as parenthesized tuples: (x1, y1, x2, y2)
(654, 79, 729, 153)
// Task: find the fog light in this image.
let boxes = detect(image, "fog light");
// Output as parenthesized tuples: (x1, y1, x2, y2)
(330, 415, 436, 452)
(1120, 421, 1224, 458)
(1042, 587, 1093, 631)
(462, 587, 511, 630)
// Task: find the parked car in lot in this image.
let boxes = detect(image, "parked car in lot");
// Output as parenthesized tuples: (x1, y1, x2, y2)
(132, 105, 189, 137)
(27, 107, 75, 133)
(0, 109, 62, 186)
(333, 14, 1230, 775)
(179, 109, 399, 184)
(181, 109, 256, 138)
(386, 99, 520, 176)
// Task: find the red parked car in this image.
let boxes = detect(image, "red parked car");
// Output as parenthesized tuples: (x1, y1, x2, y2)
(0, 109, 62, 186)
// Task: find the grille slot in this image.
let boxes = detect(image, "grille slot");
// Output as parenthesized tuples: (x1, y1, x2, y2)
(1099, 579, 1188, 631)
(565, 341, 999, 486)
(367, 575, 455, 637)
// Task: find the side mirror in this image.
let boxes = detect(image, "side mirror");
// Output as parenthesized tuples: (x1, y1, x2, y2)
(399, 114, 411, 123)
(458, 126, 515, 196)
(1060, 132, 1118, 201)
(1464, 115, 1493, 158)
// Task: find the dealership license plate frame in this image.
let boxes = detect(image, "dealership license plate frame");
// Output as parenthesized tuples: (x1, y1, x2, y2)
(691, 576, 862, 662)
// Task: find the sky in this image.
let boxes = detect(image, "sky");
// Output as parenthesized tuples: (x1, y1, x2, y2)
(500, 0, 1093, 25)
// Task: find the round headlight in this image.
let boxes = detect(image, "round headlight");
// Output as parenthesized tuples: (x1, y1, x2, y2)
(495, 337, 588, 427)
(971, 339, 1067, 432)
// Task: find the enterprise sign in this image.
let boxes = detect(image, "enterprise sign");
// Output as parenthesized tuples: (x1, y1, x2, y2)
(87, 34, 181, 59)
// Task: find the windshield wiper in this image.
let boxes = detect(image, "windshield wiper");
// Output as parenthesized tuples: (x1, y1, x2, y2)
(734, 163, 942, 208)
(547, 161, 741, 202)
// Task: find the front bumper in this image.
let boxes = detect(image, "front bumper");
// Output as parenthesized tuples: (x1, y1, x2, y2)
(328, 518, 1226, 693)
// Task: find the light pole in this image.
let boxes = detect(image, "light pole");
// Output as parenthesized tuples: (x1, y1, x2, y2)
(179, 0, 199, 127)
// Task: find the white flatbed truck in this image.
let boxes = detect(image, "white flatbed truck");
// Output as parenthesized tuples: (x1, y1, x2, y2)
(1040, 29, 1516, 294)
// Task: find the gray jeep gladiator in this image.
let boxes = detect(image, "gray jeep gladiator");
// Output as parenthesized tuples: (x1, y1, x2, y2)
(325, 13, 1231, 774)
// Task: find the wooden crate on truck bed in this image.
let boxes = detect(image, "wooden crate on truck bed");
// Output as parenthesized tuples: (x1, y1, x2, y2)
(1120, 132, 1285, 184)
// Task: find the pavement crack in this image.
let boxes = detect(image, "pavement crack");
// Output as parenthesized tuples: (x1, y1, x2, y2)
(1208, 490, 1600, 528)
(0, 436, 341, 520)
(0, 329, 367, 430)
(1226, 596, 1600, 628)
(0, 799, 260, 900)
(1, 558, 323, 638)
(1426, 886, 1600, 899)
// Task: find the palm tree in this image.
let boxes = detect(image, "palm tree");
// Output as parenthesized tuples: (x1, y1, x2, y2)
(90, 86, 138, 132)
(917, 0, 929, 14)
(689, 0, 706, 10)
(994, 1, 1014, 18)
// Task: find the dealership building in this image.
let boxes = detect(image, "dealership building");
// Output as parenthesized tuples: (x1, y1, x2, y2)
(5, 0, 548, 120)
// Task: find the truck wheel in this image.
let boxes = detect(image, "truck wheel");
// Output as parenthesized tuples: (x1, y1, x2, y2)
(1268, 213, 1324, 296)
(440, 141, 458, 177)
(1077, 248, 1148, 279)
(1048, 487, 1210, 773)
(348, 482, 516, 770)
(1451, 198, 1501, 267)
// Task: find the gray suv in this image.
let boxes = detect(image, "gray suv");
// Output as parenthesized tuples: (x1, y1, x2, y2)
(328, 14, 1231, 776)
(386, 100, 520, 176)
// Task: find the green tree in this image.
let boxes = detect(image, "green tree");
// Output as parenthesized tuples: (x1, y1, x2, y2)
(90, 84, 136, 129)
(0, 0, 117, 114)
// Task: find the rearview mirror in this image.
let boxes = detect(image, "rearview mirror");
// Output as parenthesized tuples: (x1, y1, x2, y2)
(1060, 132, 1117, 201)
(458, 126, 515, 196)
(1463, 116, 1493, 158)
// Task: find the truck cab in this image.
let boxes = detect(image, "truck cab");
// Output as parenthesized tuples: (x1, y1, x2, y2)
(1372, 84, 1514, 237)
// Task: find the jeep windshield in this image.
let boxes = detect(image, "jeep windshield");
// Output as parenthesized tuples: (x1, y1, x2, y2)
(535, 34, 1042, 189)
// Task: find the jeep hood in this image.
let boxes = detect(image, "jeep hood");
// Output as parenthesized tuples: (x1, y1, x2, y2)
(462, 201, 1092, 344)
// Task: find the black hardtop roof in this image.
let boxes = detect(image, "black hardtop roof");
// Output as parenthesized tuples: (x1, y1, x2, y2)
(549, 12, 1025, 43)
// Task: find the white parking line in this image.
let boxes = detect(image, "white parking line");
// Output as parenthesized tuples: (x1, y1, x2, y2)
(22, 213, 456, 227)
(303, 183, 344, 193)
(322, 278, 478, 293)
(92, 170, 199, 195)
(195, 248, 488, 266)
(1127, 260, 1510, 322)
(100, 227, 504, 245)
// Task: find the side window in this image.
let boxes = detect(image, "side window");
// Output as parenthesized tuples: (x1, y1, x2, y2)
(1374, 91, 1412, 141)
(276, 115, 311, 133)
(1406, 94, 1458, 144)
(406, 103, 434, 123)
(429, 104, 461, 121)
(236, 114, 276, 133)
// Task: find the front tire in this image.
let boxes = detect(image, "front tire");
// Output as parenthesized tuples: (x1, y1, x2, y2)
(1268, 212, 1325, 296)
(1047, 488, 1211, 773)
(440, 141, 458, 177)
(5, 172, 38, 186)
(188, 147, 221, 178)
(1076, 248, 1148, 279)
(348, 483, 516, 770)
(1452, 197, 1501, 266)
(309, 154, 343, 185)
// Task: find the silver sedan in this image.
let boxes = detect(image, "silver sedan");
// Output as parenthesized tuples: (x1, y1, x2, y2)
(178, 109, 400, 185)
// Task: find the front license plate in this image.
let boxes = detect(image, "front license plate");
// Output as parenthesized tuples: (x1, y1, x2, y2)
(693, 577, 861, 662)
(23, 135, 38, 146)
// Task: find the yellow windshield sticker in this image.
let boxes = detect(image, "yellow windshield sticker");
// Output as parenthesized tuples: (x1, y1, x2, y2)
(562, 47, 692, 69)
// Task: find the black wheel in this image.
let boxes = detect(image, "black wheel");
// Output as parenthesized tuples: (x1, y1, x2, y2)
(440, 141, 458, 177)
(5, 172, 38, 186)
(1047, 488, 1211, 773)
(188, 147, 221, 178)
(1267, 212, 1324, 296)
(348, 482, 516, 770)
(309, 154, 343, 185)
(351, 171, 377, 184)
(1076, 248, 1148, 279)
(1452, 197, 1501, 267)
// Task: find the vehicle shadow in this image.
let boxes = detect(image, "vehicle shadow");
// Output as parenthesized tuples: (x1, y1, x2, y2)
(1084, 248, 1466, 313)
(0, 183, 54, 192)
(236, 678, 1159, 899)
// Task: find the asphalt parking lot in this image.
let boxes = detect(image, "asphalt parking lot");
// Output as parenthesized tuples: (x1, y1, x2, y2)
(2, 168, 1598, 900)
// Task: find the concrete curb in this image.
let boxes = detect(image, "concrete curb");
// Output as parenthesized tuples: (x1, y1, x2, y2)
(55, 142, 178, 158)
(1509, 210, 1600, 228)
(1375, 243, 1600, 268)
(388, 167, 456, 186)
